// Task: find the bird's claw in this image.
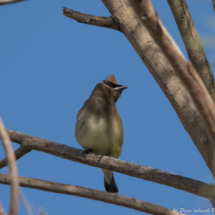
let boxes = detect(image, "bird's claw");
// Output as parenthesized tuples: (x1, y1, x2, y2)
(82, 149, 93, 158)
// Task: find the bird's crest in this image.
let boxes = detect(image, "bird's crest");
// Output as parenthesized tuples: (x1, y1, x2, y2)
(106, 75, 119, 84)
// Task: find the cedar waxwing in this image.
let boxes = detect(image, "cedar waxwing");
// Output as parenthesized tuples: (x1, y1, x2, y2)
(75, 75, 127, 193)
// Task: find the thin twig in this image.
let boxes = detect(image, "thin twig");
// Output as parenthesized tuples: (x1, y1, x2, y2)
(3, 129, 215, 200)
(0, 120, 19, 215)
(130, 0, 215, 168)
(167, 0, 215, 100)
(19, 189, 33, 215)
(0, 173, 184, 215)
(0, 146, 31, 169)
(0, 202, 6, 215)
(0, 0, 25, 5)
(63, 7, 119, 31)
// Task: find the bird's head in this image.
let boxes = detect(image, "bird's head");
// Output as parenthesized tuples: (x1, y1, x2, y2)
(102, 75, 127, 103)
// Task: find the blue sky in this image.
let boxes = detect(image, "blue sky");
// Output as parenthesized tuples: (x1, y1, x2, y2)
(0, 0, 215, 214)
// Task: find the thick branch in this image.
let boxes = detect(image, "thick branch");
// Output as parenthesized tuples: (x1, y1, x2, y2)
(130, 0, 215, 171)
(0, 0, 24, 5)
(167, 0, 215, 100)
(0, 146, 31, 169)
(0, 173, 184, 215)
(0, 120, 19, 215)
(63, 7, 119, 31)
(100, 0, 215, 178)
(4, 129, 215, 201)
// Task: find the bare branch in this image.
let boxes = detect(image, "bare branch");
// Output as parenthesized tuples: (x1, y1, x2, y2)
(0, 173, 184, 215)
(0, 202, 6, 215)
(100, 0, 215, 177)
(0, 146, 31, 169)
(4, 129, 215, 200)
(167, 0, 215, 100)
(130, 0, 215, 168)
(63, 7, 119, 31)
(19, 189, 33, 215)
(0, 120, 19, 215)
(0, 0, 25, 5)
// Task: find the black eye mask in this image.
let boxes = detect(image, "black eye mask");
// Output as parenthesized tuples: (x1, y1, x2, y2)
(103, 80, 122, 88)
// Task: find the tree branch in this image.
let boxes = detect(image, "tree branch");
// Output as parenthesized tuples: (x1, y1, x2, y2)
(167, 0, 215, 100)
(130, 0, 215, 172)
(0, 0, 25, 5)
(0, 173, 184, 215)
(0, 120, 19, 215)
(3, 129, 215, 201)
(0, 146, 31, 169)
(100, 0, 215, 178)
(63, 7, 119, 31)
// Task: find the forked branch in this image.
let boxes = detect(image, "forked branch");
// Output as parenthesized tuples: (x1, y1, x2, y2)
(63, 7, 119, 31)
(100, 0, 215, 178)
(0, 146, 31, 169)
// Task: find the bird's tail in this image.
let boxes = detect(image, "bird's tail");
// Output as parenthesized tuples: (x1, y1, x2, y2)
(104, 174, 118, 193)
(101, 169, 118, 193)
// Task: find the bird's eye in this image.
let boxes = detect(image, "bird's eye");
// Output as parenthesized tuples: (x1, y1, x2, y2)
(110, 83, 113, 87)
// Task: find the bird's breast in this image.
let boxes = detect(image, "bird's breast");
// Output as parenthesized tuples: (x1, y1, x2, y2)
(75, 113, 123, 158)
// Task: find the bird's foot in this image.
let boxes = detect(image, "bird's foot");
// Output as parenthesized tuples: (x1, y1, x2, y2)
(98, 153, 109, 162)
(82, 149, 93, 158)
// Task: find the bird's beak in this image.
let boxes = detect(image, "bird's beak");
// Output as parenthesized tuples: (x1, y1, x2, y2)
(115, 85, 128, 91)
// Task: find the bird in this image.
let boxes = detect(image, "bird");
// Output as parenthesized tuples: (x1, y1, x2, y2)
(75, 75, 127, 193)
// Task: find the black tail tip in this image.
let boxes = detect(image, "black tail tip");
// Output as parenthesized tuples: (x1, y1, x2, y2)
(104, 174, 118, 193)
